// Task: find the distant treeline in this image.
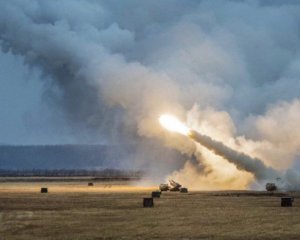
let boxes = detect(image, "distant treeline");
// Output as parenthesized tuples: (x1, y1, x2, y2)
(0, 145, 135, 169)
(0, 144, 188, 178)
(0, 168, 144, 178)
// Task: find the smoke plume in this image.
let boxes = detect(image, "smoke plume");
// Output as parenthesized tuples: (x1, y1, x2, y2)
(189, 130, 279, 181)
(1, 0, 300, 188)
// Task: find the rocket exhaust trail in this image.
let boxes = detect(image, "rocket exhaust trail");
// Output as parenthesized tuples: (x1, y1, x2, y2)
(188, 130, 280, 181)
(158, 114, 280, 181)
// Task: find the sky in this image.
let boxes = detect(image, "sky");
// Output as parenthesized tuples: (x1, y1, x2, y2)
(1, 0, 300, 188)
(0, 0, 300, 145)
(0, 51, 77, 144)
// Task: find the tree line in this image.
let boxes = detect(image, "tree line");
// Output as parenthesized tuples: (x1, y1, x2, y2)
(0, 168, 144, 178)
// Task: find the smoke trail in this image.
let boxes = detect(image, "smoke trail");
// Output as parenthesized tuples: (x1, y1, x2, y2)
(187, 128, 300, 190)
(188, 130, 280, 181)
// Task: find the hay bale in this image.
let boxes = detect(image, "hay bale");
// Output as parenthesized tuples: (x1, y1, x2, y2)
(180, 188, 188, 193)
(152, 191, 161, 198)
(143, 198, 154, 208)
(88, 182, 94, 186)
(281, 197, 293, 207)
(41, 187, 48, 193)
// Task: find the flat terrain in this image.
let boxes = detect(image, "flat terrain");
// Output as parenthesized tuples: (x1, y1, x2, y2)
(1, 181, 300, 240)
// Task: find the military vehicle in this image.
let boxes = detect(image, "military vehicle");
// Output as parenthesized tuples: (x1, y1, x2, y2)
(266, 182, 277, 191)
(169, 179, 182, 191)
(159, 183, 169, 191)
(159, 179, 187, 192)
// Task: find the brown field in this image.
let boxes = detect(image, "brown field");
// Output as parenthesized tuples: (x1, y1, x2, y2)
(1, 181, 300, 240)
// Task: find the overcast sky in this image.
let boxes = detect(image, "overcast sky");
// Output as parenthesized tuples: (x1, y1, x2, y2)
(0, 51, 79, 144)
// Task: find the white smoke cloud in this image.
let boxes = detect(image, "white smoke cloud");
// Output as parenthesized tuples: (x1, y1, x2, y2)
(1, 0, 300, 188)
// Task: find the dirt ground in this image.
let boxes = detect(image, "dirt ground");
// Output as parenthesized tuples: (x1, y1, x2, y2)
(0, 181, 300, 240)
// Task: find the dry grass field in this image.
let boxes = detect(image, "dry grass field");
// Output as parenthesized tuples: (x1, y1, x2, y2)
(1, 181, 300, 240)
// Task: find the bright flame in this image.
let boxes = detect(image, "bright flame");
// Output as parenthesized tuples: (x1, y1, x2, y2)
(159, 114, 190, 135)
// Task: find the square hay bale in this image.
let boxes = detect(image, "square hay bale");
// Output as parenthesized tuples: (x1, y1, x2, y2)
(41, 187, 48, 193)
(143, 198, 154, 208)
(281, 197, 293, 207)
(180, 188, 188, 193)
(152, 191, 161, 198)
(88, 182, 94, 186)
